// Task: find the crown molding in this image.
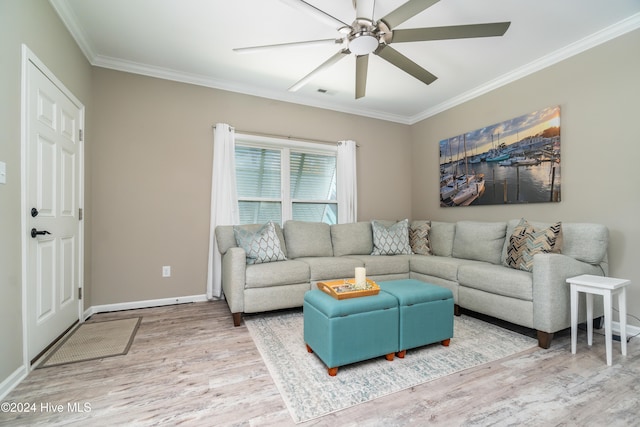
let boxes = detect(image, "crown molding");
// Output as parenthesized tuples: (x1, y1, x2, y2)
(91, 54, 413, 124)
(49, 0, 97, 63)
(410, 12, 640, 124)
(51, 0, 640, 126)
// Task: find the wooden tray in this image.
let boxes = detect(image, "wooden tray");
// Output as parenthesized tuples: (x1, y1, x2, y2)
(317, 279, 380, 300)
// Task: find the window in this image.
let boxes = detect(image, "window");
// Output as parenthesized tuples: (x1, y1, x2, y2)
(235, 134, 338, 225)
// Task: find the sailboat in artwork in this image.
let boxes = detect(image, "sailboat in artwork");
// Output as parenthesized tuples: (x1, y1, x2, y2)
(450, 134, 484, 206)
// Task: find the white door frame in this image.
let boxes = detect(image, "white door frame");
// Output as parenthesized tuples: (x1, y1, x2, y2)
(20, 44, 85, 368)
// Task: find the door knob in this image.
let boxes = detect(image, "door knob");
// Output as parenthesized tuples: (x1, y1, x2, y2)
(31, 228, 51, 238)
(31, 207, 39, 217)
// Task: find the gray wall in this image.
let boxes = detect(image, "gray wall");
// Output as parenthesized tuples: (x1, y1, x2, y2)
(411, 28, 640, 326)
(0, 0, 92, 388)
(89, 68, 412, 304)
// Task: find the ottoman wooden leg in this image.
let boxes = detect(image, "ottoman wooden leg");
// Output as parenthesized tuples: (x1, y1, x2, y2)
(397, 350, 406, 358)
(328, 367, 338, 376)
(306, 344, 313, 353)
(385, 353, 395, 361)
(441, 339, 451, 346)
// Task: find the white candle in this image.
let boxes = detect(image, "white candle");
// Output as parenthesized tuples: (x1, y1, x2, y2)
(355, 267, 366, 287)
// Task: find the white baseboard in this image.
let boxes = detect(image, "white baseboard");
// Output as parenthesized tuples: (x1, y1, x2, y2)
(0, 365, 28, 401)
(612, 321, 640, 339)
(87, 294, 209, 318)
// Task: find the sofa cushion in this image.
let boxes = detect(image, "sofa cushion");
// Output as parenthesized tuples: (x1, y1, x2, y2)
(233, 221, 287, 264)
(344, 255, 411, 276)
(452, 221, 506, 265)
(330, 222, 373, 256)
(371, 219, 413, 255)
(245, 260, 310, 289)
(409, 221, 432, 255)
(298, 256, 364, 281)
(458, 263, 533, 301)
(561, 223, 609, 264)
(284, 221, 333, 258)
(216, 223, 287, 257)
(410, 255, 483, 282)
(429, 221, 455, 257)
(505, 219, 562, 272)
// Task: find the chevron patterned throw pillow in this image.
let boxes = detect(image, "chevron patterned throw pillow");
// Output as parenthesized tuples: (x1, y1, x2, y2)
(506, 219, 562, 272)
(409, 222, 432, 255)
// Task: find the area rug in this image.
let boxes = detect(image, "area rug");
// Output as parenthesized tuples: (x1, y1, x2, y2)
(39, 317, 141, 368)
(245, 311, 537, 423)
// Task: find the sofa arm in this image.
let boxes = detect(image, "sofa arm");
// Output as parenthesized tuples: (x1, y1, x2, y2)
(221, 247, 247, 315)
(532, 253, 604, 334)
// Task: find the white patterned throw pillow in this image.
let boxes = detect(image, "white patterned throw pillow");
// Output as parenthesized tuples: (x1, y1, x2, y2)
(233, 221, 287, 264)
(371, 219, 413, 255)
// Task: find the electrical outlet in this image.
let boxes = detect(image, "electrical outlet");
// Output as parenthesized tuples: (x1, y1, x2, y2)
(162, 266, 171, 277)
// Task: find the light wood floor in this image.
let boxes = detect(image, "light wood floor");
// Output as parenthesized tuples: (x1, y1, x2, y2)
(2, 301, 639, 426)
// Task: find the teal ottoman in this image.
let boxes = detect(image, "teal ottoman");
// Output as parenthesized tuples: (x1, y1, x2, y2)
(303, 289, 399, 376)
(378, 279, 454, 357)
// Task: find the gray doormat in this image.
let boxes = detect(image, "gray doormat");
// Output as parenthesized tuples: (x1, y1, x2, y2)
(38, 317, 141, 368)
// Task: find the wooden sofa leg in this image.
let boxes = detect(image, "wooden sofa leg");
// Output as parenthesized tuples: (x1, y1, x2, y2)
(232, 312, 242, 327)
(537, 331, 553, 349)
(454, 304, 461, 317)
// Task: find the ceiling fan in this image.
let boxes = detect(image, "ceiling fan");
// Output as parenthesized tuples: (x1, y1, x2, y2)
(234, 0, 511, 99)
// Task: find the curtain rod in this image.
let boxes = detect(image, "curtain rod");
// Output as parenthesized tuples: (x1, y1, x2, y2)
(235, 129, 340, 146)
(214, 125, 353, 146)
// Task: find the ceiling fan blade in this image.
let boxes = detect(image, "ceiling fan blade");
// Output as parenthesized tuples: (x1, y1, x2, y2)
(380, 0, 440, 29)
(288, 49, 350, 92)
(355, 55, 369, 99)
(279, 0, 349, 29)
(233, 38, 342, 54)
(392, 22, 511, 43)
(375, 45, 437, 85)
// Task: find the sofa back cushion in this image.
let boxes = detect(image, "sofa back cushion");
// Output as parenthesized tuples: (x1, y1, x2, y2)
(562, 223, 609, 263)
(452, 221, 507, 264)
(284, 220, 333, 258)
(215, 223, 287, 258)
(330, 222, 373, 257)
(502, 219, 608, 265)
(429, 221, 456, 257)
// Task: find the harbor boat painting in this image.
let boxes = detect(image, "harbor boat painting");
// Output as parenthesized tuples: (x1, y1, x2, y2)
(439, 106, 561, 207)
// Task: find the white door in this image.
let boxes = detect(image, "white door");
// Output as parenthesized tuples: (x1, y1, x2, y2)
(24, 53, 84, 363)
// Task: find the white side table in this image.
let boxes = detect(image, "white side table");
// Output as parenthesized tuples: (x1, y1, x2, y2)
(566, 274, 630, 366)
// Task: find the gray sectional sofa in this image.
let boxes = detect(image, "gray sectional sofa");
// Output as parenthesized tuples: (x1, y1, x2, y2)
(215, 219, 609, 348)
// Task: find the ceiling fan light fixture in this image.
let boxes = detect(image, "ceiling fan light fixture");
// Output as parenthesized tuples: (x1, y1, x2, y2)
(349, 32, 379, 55)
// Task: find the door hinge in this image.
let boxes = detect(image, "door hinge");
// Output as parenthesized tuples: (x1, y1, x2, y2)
(78, 288, 82, 300)
(79, 129, 83, 142)
(79, 208, 83, 220)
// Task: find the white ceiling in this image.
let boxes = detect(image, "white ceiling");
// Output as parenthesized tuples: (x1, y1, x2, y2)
(51, 0, 640, 124)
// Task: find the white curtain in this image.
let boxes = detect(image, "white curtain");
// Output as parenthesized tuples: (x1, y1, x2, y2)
(337, 140, 358, 223)
(206, 123, 240, 299)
